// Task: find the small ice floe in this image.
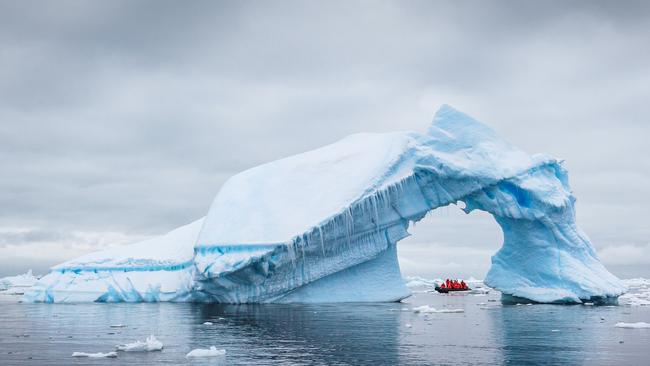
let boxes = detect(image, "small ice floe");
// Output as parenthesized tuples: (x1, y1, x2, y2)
(615, 322, 650, 329)
(413, 305, 464, 314)
(526, 303, 533, 306)
(202, 321, 214, 325)
(109, 324, 126, 328)
(72, 351, 118, 358)
(583, 302, 594, 306)
(116, 335, 163, 352)
(405, 323, 412, 328)
(551, 329, 560, 332)
(186, 346, 226, 358)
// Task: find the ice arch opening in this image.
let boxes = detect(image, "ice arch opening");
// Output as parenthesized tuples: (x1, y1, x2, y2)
(397, 205, 502, 281)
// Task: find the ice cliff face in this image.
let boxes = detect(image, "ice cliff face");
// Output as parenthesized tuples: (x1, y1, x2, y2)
(25, 105, 625, 304)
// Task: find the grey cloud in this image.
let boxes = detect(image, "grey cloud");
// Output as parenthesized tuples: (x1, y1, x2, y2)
(0, 1, 648, 277)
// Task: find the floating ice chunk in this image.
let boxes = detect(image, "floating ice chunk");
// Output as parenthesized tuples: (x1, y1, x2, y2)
(202, 321, 213, 325)
(72, 351, 118, 358)
(413, 305, 464, 313)
(116, 335, 163, 352)
(186, 346, 226, 358)
(405, 323, 412, 328)
(109, 324, 126, 328)
(615, 322, 650, 329)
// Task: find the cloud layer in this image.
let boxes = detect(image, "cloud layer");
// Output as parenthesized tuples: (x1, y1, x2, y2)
(1, 1, 648, 277)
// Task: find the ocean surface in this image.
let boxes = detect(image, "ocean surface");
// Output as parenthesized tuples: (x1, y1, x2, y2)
(1, 280, 649, 365)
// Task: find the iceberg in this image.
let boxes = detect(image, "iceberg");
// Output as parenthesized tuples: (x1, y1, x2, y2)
(25, 105, 625, 304)
(0, 270, 38, 295)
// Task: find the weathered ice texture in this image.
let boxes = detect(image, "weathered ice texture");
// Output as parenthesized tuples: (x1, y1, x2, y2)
(25, 106, 625, 304)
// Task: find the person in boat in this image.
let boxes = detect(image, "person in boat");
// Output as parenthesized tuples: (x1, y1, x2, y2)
(440, 283, 446, 289)
(460, 280, 467, 289)
(446, 279, 451, 288)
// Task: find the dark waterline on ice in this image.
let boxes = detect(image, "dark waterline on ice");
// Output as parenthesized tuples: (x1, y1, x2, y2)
(1, 290, 649, 365)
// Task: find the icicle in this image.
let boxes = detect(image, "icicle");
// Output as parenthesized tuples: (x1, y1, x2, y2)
(318, 226, 326, 257)
(372, 194, 380, 228)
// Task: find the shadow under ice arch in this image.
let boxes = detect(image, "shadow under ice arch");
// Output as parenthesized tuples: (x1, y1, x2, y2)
(193, 105, 624, 304)
(26, 105, 625, 304)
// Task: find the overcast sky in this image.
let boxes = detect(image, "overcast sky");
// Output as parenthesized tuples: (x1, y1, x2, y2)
(1, 1, 648, 278)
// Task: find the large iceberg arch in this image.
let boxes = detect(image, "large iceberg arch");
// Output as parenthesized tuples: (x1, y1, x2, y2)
(25, 106, 625, 304)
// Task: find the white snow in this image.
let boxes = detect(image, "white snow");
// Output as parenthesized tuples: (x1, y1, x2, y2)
(116, 335, 163, 352)
(56, 219, 203, 270)
(24, 219, 202, 303)
(403, 276, 440, 288)
(413, 305, 464, 314)
(0, 270, 37, 294)
(186, 346, 226, 358)
(619, 278, 650, 306)
(72, 351, 118, 358)
(615, 322, 650, 329)
(198, 132, 413, 245)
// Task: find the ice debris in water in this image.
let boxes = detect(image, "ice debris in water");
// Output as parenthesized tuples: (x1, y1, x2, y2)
(186, 346, 226, 358)
(615, 322, 650, 329)
(116, 335, 163, 352)
(413, 305, 464, 313)
(72, 351, 118, 358)
(202, 321, 214, 325)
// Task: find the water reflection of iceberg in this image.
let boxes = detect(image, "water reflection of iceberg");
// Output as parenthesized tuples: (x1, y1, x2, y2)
(489, 305, 592, 364)
(193, 303, 401, 365)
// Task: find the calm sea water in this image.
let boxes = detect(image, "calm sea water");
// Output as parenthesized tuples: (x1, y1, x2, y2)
(1, 289, 649, 365)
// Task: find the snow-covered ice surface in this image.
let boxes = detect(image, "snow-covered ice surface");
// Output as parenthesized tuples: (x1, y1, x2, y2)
(403, 276, 442, 288)
(24, 105, 624, 304)
(413, 305, 464, 313)
(71, 351, 118, 358)
(0, 270, 38, 295)
(116, 335, 163, 352)
(619, 278, 650, 306)
(186, 346, 226, 358)
(24, 219, 203, 303)
(615, 322, 650, 329)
